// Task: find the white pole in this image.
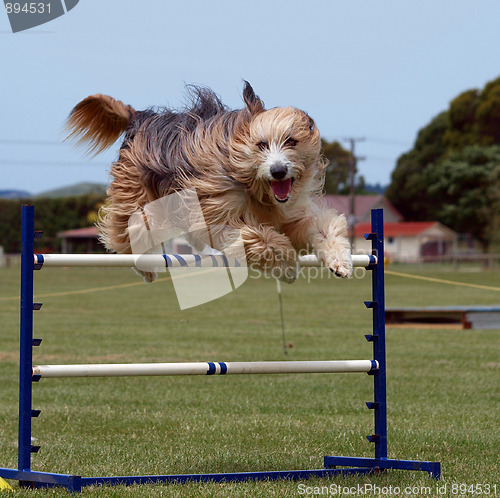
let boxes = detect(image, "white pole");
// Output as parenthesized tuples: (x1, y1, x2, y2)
(34, 253, 375, 268)
(33, 360, 378, 378)
(276, 279, 288, 355)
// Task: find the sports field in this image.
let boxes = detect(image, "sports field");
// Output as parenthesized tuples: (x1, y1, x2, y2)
(1, 263, 498, 496)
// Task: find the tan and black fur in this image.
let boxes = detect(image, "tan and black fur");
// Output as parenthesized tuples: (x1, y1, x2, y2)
(66, 82, 352, 282)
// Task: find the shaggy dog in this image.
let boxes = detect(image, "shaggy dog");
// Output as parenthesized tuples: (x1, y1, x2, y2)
(66, 82, 352, 282)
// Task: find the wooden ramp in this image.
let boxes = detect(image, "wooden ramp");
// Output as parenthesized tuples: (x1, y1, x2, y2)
(385, 306, 500, 329)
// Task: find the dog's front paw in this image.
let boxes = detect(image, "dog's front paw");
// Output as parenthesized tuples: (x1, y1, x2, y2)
(133, 268, 158, 283)
(324, 254, 353, 278)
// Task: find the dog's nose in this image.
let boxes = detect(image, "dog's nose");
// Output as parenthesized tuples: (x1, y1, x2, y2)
(270, 163, 288, 180)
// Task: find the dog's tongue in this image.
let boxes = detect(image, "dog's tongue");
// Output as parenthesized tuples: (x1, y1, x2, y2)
(271, 178, 293, 201)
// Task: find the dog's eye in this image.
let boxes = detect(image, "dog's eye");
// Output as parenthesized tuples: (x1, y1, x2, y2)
(284, 137, 298, 148)
(308, 118, 315, 131)
(257, 141, 268, 151)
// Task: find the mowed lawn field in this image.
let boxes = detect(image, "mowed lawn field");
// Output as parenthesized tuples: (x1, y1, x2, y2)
(0, 262, 499, 496)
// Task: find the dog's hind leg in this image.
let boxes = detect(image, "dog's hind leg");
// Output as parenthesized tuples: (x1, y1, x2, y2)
(284, 209, 352, 278)
(239, 224, 298, 283)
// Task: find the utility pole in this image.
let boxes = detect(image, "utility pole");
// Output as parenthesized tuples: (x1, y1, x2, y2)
(343, 137, 365, 249)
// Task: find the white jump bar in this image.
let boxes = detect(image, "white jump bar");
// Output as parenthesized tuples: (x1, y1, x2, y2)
(34, 253, 376, 268)
(33, 360, 378, 378)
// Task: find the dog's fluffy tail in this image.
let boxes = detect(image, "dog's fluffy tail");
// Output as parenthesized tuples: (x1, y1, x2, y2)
(65, 94, 136, 155)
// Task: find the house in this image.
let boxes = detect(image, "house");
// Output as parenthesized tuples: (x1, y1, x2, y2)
(353, 221, 458, 263)
(57, 226, 192, 254)
(323, 195, 458, 262)
(322, 195, 403, 223)
(57, 227, 102, 253)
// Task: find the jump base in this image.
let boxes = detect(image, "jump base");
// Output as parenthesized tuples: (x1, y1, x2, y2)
(1, 459, 440, 493)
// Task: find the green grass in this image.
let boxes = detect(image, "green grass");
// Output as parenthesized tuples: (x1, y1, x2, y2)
(0, 263, 499, 496)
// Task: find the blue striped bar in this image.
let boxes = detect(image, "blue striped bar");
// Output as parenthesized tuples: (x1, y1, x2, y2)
(173, 254, 188, 267)
(206, 362, 228, 375)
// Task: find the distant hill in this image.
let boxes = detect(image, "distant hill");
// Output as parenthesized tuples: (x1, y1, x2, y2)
(363, 183, 387, 194)
(36, 182, 107, 198)
(0, 189, 32, 199)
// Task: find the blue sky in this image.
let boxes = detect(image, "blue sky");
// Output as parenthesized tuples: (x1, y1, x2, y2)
(1, 0, 500, 194)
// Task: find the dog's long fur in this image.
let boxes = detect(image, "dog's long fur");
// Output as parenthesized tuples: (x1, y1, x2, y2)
(66, 82, 352, 282)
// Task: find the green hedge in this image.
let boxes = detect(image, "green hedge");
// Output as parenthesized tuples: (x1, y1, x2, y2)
(0, 194, 106, 253)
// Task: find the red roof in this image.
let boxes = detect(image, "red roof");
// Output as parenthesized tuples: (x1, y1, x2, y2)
(354, 222, 439, 237)
(57, 227, 99, 238)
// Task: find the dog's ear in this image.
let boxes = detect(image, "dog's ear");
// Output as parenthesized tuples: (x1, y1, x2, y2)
(242, 81, 264, 114)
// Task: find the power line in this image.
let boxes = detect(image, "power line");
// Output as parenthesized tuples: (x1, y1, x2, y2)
(324, 136, 412, 148)
(0, 136, 413, 147)
(365, 155, 400, 162)
(0, 139, 66, 146)
(0, 159, 109, 167)
(366, 137, 412, 147)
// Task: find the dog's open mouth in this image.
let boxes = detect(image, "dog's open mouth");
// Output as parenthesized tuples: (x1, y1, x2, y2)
(270, 178, 294, 203)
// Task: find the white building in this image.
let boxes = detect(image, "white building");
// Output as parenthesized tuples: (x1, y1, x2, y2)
(324, 195, 458, 262)
(354, 221, 458, 263)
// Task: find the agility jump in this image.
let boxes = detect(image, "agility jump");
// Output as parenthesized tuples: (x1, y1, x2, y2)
(0, 207, 441, 492)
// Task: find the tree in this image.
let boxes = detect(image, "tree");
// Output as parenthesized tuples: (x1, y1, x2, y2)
(427, 146, 500, 252)
(0, 194, 106, 253)
(385, 111, 448, 220)
(386, 75, 500, 244)
(321, 139, 366, 194)
(443, 89, 479, 150)
(475, 76, 500, 145)
(321, 139, 351, 194)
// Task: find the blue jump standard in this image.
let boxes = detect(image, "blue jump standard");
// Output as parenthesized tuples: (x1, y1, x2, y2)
(0, 206, 440, 492)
